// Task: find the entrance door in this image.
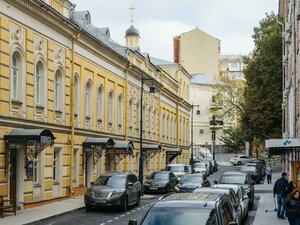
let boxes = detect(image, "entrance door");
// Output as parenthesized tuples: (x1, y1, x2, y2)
(9, 149, 17, 202)
(86, 155, 93, 187)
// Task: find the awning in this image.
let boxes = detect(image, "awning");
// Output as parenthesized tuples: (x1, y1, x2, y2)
(265, 138, 300, 155)
(83, 137, 115, 149)
(4, 129, 55, 146)
(107, 141, 134, 155)
(142, 144, 161, 151)
(166, 148, 182, 163)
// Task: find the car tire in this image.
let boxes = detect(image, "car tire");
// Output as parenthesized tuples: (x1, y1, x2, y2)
(166, 185, 171, 193)
(237, 161, 242, 166)
(120, 196, 128, 212)
(136, 192, 141, 206)
(249, 195, 254, 210)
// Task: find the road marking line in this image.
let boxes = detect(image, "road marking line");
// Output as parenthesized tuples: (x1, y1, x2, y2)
(141, 206, 145, 208)
(131, 210, 136, 213)
(120, 215, 125, 217)
(107, 220, 112, 223)
(100, 223, 106, 225)
(126, 212, 131, 214)
(137, 208, 141, 210)
(114, 217, 119, 220)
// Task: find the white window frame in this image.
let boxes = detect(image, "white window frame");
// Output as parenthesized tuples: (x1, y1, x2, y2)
(11, 53, 19, 99)
(35, 61, 43, 105)
(74, 74, 80, 116)
(108, 90, 114, 126)
(85, 80, 92, 117)
(117, 94, 123, 127)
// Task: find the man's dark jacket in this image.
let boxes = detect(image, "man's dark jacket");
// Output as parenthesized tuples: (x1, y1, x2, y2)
(273, 177, 288, 196)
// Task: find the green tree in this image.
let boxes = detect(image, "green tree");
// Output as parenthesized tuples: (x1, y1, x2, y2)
(242, 12, 282, 142)
(219, 126, 245, 153)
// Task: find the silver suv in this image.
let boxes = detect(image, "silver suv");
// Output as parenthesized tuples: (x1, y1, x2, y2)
(84, 172, 141, 212)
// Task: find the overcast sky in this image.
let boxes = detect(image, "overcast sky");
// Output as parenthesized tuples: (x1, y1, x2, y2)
(71, 0, 278, 62)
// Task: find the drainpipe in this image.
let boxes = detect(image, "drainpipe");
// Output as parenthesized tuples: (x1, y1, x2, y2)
(292, 0, 297, 138)
(70, 32, 79, 196)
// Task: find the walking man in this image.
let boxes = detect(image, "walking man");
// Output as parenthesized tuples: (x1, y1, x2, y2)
(273, 172, 289, 219)
(266, 163, 272, 184)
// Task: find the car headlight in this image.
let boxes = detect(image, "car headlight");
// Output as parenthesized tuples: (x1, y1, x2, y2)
(108, 190, 123, 198)
(86, 190, 94, 198)
(174, 186, 180, 192)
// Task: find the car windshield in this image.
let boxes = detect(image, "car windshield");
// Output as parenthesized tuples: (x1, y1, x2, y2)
(241, 166, 256, 172)
(141, 208, 217, 225)
(166, 166, 185, 172)
(219, 175, 247, 184)
(181, 175, 203, 183)
(194, 163, 206, 168)
(149, 172, 169, 180)
(94, 175, 126, 186)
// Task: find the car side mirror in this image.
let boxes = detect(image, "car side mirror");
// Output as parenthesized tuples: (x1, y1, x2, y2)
(214, 180, 218, 184)
(90, 182, 95, 186)
(128, 219, 138, 225)
(128, 182, 134, 187)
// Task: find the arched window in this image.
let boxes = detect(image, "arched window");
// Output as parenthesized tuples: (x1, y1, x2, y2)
(129, 98, 133, 128)
(117, 94, 123, 127)
(85, 80, 92, 117)
(108, 90, 114, 125)
(11, 52, 20, 99)
(54, 70, 63, 110)
(35, 61, 45, 105)
(74, 74, 80, 116)
(97, 85, 104, 122)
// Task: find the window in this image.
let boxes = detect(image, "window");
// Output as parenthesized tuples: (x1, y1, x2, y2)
(33, 157, 39, 184)
(117, 94, 123, 127)
(53, 150, 57, 181)
(85, 80, 92, 117)
(97, 86, 104, 122)
(54, 70, 63, 111)
(148, 107, 152, 131)
(108, 90, 114, 125)
(142, 104, 146, 131)
(161, 113, 165, 138)
(74, 74, 80, 116)
(73, 148, 79, 185)
(129, 99, 133, 128)
(11, 52, 20, 99)
(153, 110, 156, 134)
(136, 102, 140, 130)
(35, 61, 44, 105)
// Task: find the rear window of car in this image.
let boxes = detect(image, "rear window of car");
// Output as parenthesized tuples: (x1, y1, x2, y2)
(241, 166, 256, 172)
(141, 208, 217, 225)
(166, 165, 185, 172)
(219, 175, 247, 184)
(180, 175, 203, 183)
(149, 172, 169, 180)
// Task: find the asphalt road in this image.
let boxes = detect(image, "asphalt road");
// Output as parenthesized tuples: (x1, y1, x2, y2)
(31, 164, 261, 225)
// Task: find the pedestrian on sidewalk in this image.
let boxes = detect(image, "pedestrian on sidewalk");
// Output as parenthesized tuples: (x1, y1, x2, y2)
(285, 189, 300, 225)
(266, 163, 272, 184)
(286, 181, 296, 196)
(273, 172, 289, 219)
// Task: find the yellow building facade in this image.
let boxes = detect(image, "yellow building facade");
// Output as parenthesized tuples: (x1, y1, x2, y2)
(0, 0, 191, 209)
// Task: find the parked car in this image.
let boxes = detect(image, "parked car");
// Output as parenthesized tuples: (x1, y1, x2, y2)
(249, 160, 266, 177)
(127, 192, 239, 225)
(215, 171, 255, 210)
(210, 159, 219, 172)
(213, 184, 250, 222)
(165, 164, 190, 180)
(175, 173, 210, 193)
(240, 164, 261, 184)
(230, 155, 252, 165)
(193, 187, 243, 224)
(193, 162, 209, 176)
(84, 172, 141, 212)
(143, 171, 177, 193)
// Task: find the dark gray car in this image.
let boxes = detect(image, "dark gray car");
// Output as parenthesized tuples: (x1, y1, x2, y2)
(175, 173, 210, 193)
(144, 171, 177, 193)
(84, 172, 141, 212)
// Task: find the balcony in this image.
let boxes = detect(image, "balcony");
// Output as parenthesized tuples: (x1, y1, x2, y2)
(209, 102, 222, 110)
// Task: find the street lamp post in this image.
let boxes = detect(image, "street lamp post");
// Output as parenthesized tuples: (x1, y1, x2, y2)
(190, 104, 201, 165)
(138, 76, 156, 185)
(210, 115, 223, 161)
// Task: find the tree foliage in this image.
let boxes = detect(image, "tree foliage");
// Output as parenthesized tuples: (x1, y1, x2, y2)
(241, 12, 282, 142)
(219, 127, 246, 153)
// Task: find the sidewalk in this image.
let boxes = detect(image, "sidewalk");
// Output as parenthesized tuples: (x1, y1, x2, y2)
(0, 194, 155, 225)
(253, 168, 289, 225)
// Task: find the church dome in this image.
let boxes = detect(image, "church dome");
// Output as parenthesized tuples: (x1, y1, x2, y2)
(125, 25, 140, 37)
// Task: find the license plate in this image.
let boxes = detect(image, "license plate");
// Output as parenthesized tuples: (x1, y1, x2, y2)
(95, 199, 106, 203)
(150, 187, 158, 190)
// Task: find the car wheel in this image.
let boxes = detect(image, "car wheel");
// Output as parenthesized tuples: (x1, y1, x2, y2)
(120, 196, 128, 212)
(136, 192, 141, 206)
(237, 161, 242, 166)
